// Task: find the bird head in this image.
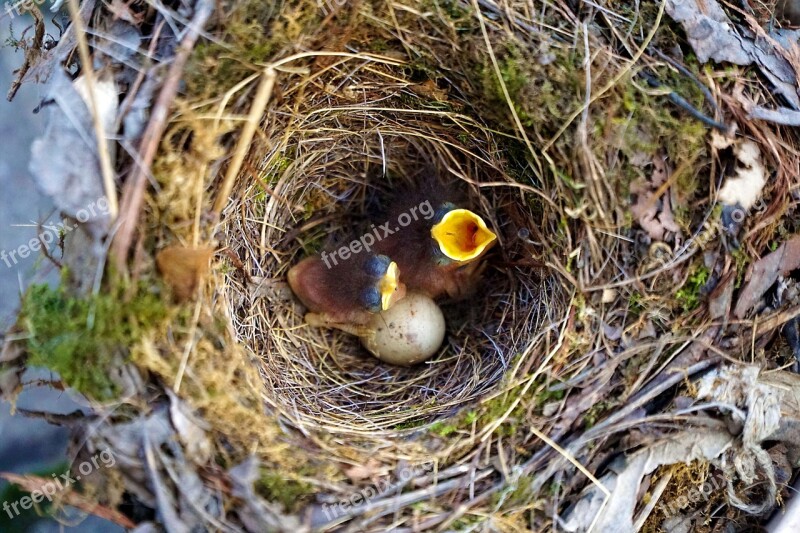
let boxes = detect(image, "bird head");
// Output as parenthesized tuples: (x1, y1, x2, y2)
(360, 255, 407, 312)
(431, 207, 497, 264)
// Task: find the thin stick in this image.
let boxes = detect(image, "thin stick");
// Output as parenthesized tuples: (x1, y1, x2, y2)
(174, 297, 203, 392)
(67, 0, 118, 220)
(747, 105, 800, 126)
(472, 0, 549, 178)
(212, 67, 277, 216)
(111, 0, 215, 270)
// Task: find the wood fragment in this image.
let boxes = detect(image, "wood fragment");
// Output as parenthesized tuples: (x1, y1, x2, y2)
(111, 0, 216, 271)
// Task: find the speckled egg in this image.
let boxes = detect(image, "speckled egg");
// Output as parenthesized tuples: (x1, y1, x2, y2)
(361, 292, 446, 366)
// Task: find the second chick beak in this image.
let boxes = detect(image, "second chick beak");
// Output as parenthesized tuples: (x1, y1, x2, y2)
(431, 209, 497, 263)
(379, 261, 405, 310)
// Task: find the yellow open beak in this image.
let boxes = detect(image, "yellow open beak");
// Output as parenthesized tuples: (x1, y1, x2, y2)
(431, 209, 497, 263)
(378, 261, 405, 310)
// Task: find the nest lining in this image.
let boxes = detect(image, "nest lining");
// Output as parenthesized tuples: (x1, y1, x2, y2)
(222, 57, 561, 443)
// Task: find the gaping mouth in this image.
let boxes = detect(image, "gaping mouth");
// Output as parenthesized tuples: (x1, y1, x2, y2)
(378, 261, 404, 310)
(431, 209, 497, 262)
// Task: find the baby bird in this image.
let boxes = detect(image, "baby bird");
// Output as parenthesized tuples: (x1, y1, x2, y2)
(288, 251, 407, 332)
(371, 178, 497, 300)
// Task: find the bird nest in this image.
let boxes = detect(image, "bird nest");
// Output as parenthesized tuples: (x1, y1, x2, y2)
(222, 57, 560, 451)
(8, 0, 800, 530)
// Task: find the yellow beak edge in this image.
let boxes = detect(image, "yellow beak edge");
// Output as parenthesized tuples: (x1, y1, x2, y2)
(431, 209, 497, 262)
(379, 261, 403, 311)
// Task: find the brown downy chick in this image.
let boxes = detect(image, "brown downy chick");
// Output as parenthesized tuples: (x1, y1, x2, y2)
(288, 251, 407, 332)
(371, 178, 497, 300)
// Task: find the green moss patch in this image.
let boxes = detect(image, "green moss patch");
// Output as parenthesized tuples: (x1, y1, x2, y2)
(19, 282, 168, 400)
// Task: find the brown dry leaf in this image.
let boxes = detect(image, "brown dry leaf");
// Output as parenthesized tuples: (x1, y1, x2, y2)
(629, 154, 682, 242)
(0, 472, 136, 529)
(0, 336, 24, 363)
(709, 271, 735, 320)
(0, 367, 22, 400)
(734, 235, 800, 318)
(156, 246, 214, 301)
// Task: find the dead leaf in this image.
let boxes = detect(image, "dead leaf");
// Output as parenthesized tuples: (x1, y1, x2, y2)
(0, 336, 24, 363)
(666, 0, 800, 109)
(708, 271, 735, 320)
(166, 389, 212, 464)
(156, 246, 214, 301)
(562, 428, 734, 533)
(93, 19, 143, 64)
(697, 365, 781, 446)
(29, 67, 116, 241)
(0, 367, 22, 400)
(105, 0, 145, 24)
(630, 154, 682, 242)
(695, 365, 793, 514)
(734, 235, 800, 318)
(412, 79, 449, 101)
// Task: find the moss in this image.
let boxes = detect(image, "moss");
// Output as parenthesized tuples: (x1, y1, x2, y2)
(394, 418, 428, 430)
(592, 56, 708, 222)
(429, 421, 458, 437)
(731, 248, 750, 289)
(628, 291, 645, 314)
(185, 0, 321, 97)
(675, 265, 710, 312)
(480, 42, 584, 137)
(19, 281, 168, 400)
(534, 386, 565, 407)
(256, 471, 314, 512)
(490, 473, 536, 508)
(436, 0, 471, 21)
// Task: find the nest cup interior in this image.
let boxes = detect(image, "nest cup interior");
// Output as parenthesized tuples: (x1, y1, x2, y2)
(223, 59, 557, 441)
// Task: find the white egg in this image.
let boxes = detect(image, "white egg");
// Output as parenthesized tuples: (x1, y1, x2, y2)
(360, 292, 446, 366)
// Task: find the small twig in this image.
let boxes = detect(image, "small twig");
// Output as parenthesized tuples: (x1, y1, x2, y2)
(638, 71, 730, 131)
(174, 297, 203, 393)
(14, 408, 89, 425)
(652, 48, 722, 115)
(111, 0, 215, 270)
(471, 0, 548, 37)
(313, 468, 494, 530)
(37, 229, 63, 269)
(6, 4, 45, 101)
(67, 0, 119, 220)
